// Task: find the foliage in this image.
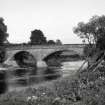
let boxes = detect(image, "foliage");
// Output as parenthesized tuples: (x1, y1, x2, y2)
(0, 17, 8, 45)
(56, 39, 62, 45)
(0, 18, 8, 63)
(73, 15, 105, 50)
(29, 29, 62, 45)
(83, 44, 96, 57)
(30, 29, 47, 45)
(96, 31, 105, 50)
(47, 40, 56, 45)
(47, 39, 62, 45)
(0, 46, 6, 63)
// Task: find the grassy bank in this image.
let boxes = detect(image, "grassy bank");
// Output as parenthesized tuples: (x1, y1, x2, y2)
(0, 61, 105, 105)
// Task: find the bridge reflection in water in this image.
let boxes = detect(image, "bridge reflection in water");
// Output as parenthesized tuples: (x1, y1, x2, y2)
(0, 60, 88, 94)
(0, 66, 62, 94)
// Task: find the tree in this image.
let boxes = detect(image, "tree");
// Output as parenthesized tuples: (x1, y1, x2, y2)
(73, 15, 105, 51)
(73, 22, 95, 45)
(0, 18, 9, 63)
(30, 29, 47, 45)
(96, 27, 105, 50)
(73, 15, 105, 59)
(0, 17, 8, 45)
(47, 40, 56, 45)
(0, 46, 6, 63)
(73, 15, 105, 46)
(56, 39, 62, 45)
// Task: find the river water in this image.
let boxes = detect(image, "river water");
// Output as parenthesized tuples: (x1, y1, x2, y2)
(0, 60, 88, 93)
(61, 60, 88, 77)
(31, 60, 88, 81)
(10, 60, 88, 86)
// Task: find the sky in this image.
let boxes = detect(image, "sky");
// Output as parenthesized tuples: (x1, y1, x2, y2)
(0, 0, 105, 44)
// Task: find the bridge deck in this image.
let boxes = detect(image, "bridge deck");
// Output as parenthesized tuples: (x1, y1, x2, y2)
(5, 44, 84, 51)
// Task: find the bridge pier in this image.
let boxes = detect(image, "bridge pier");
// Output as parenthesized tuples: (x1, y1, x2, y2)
(37, 60, 47, 68)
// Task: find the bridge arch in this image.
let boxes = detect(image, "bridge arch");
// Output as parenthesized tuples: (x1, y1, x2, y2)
(13, 51, 37, 68)
(43, 49, 81, 61)
(43, 50, 68, 61)
(42, 50, 81, 67)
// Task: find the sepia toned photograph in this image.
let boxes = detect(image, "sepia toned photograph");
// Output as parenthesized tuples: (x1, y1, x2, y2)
(0, 0, 105, 105)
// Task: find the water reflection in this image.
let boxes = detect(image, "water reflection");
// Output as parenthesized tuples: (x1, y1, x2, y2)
(9, 61, 86, 87)
(0, 60, 87, 94)
(44, 67, 62, 80)
(0, 70, 7, 94)
(8, 66, 62, 88)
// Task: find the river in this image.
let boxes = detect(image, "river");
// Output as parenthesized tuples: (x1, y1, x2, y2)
(10, 60, 88, 86)
(0, 60, 88, 93)
(61, 60, 88, 77)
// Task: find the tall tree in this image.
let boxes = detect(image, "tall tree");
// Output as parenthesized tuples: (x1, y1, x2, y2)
(0, 17, 8, 63)
(47, 40, 56, 45)
(73, 15, 105, 50)
(30, 29, 47, 45)
(0, 17, 8, 45)
(56, 39, 62, 45)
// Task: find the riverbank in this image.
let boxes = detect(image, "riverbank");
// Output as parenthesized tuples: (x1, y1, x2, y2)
(0, 61, 104, 105)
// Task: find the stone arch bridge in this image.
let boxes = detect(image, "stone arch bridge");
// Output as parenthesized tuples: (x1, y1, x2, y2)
(4, 44, 84, 67)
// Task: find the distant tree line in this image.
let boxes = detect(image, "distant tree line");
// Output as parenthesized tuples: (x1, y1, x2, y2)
(29, 29, 62, 45)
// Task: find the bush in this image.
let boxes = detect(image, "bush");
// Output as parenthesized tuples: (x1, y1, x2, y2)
(0, 46, 6, 63)
(83, 44, 96, 57)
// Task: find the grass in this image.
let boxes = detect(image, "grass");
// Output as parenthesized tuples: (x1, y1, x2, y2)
(0, 62, 105, 105)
